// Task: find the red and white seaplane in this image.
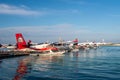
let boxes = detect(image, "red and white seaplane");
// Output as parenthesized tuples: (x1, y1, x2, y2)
(15, 33, 65, 55)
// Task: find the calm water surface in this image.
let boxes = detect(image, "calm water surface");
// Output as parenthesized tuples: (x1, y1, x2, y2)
(0, 46, 120, 80)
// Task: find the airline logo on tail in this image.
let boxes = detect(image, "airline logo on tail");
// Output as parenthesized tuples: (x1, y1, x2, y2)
(16, 33, 27, 49)
(18, 37, 23, 42)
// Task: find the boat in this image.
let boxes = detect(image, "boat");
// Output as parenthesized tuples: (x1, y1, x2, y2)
(30, 49, 65, 56)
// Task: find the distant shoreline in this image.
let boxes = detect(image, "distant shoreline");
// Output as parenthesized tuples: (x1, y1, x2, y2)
(103, 43, 120, 46)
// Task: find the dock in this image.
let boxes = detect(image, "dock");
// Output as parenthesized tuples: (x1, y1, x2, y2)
(0, 51, 30, 59)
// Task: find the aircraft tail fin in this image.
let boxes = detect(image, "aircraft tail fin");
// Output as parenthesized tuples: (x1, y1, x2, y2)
(15, 33, 27, 49)
(73, 38, 78, 43)
(73, 38, 78, 45)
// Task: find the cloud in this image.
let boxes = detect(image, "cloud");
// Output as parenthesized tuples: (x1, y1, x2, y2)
(0, 24, 92, 43)
(0, 3, 80, 16)
(0, 24, 90, 36)
(0, 4, 43, 15)
(0, 24, 119, 44)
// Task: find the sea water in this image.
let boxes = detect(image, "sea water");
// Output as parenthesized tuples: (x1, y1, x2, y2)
(0, 46, 120, 80)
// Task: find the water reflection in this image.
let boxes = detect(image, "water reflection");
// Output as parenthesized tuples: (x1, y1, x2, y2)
(33, 55, 64, 72)
(0, 46, 119, 80)
(10, 47, 114, 80)
(12, 55, 64, 80)
(0, 59, 2, 68)
(67, 48, 106, 58)
(13, 57, 33, 80)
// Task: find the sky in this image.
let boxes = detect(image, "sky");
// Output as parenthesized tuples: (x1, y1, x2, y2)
(0, 0, 120, 44)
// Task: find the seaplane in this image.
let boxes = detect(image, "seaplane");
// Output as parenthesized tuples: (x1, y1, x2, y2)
(78, 41, 98, 50)
(15, 33, 65, 55)
(66, 38, 80, 52)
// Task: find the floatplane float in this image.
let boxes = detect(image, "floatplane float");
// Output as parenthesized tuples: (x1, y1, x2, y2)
(12, 33, 65, 56)
(30, 50, 65, 56)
